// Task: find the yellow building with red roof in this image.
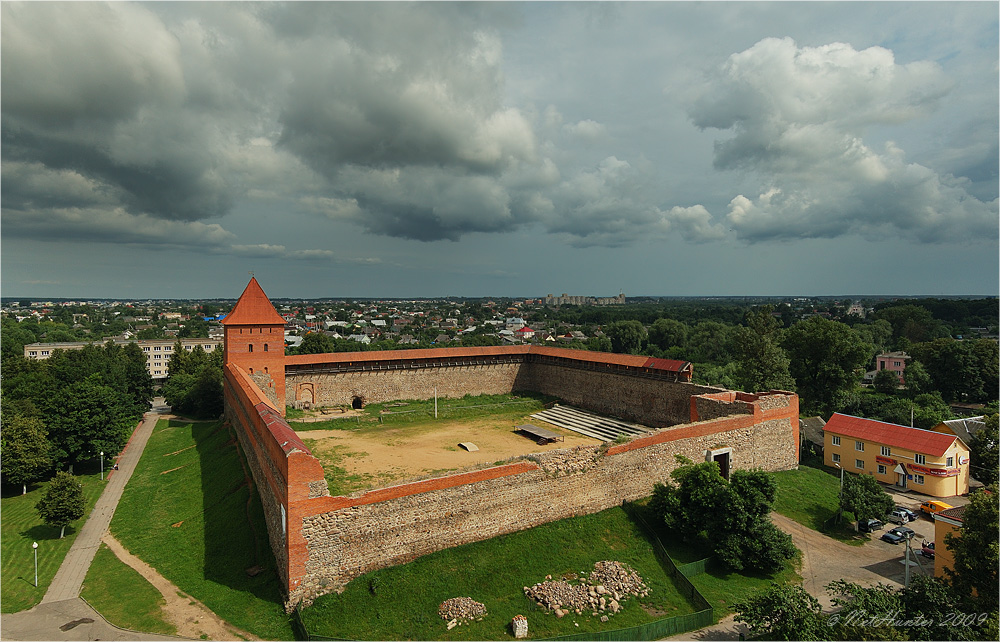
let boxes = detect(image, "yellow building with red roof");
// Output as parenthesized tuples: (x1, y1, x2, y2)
(823, 413, 970, 498)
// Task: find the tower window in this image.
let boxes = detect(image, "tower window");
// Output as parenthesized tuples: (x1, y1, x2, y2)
(264, 344, 269, 352)
(248, 344, 254, 353)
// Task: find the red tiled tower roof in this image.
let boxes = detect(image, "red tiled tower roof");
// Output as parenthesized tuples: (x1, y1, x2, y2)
(825, 413, 960, 457)
(221, 278, 286, 326)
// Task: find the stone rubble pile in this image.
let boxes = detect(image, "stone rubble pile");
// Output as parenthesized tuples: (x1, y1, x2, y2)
(538, 447, 599, 475)
(523, 561, 649, 619)
(588, 560, 650, 599)
(438, 597, 487, 627)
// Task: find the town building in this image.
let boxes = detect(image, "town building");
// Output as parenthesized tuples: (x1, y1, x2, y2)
(823, 413, 970, 497)
(544, 292, 625, 306)
(23, 337, 221, 379)
(932, 504, 966, 578)
(875, 351, 910, 383)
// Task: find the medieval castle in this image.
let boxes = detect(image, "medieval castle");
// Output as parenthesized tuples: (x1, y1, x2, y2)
(221, 278, 800, 608)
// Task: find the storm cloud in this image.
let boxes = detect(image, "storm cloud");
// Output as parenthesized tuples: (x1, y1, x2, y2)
(1, 2, 996, 298)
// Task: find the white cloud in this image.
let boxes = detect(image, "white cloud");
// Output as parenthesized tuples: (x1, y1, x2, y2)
(692, 37, 995, 243)
(564, 119, 608, 142)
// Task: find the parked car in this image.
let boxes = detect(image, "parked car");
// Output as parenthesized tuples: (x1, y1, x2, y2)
(881, 525, 916, 544)
(858, 518, 885, 533)
(921, 540, 935, 558)
(920, 500, 953, 516)
(894, 505, 919, 522)
(888, 509, 911, 525)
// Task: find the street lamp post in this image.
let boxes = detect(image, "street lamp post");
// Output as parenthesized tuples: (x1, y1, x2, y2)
(834, 462, 844, 524)
(32, 542, 38, 587)
(100, 451, 104, 481)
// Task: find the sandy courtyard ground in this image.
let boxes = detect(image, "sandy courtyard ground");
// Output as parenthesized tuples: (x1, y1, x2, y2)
(295, 414, 599, 490)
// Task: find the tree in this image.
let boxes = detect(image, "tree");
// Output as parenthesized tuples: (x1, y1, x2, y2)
(944, 485, 999, 613)
(651, 459, 731, 536)
(909, 339, 989, 403)
(872, 369, 901, 395)
(647, 318, 688, 352)
(826, 579, 906, 641)
(902, 360, 932, 398)
(0, 415, 52, 494)
(293, 332, 337, 355)
(872, 304, 944, 345)
(161, 346, 223, 418)
(35, 471, 85, 538)
(585, 335, 612, 352)
(162, 373, 198, 413)
(119, 342, 154, 413)
(167, 340, 190, 376)
(734, 582, 829, 641)
(852, 319, 893, 355)
(782, 316, 874, 415)
(604, 320, 646, 355)
(840, 472, 894, 522)
(731, 307, 794, 393)
(968, 414, 998, 486)
(686, 321, 734, 364)
(899, 575, 983, 641)
(652, 461, 794, 573)
(43, 375, 134, 467)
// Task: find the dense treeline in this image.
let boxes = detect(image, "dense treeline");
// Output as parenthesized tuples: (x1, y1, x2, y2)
(160, 342, 224, 418)
(1, 342, 153, 492)
(596, 300, 998, 427)
(874, 297, 998, 332)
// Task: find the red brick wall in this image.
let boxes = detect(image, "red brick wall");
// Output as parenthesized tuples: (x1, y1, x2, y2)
(224, 324, 286, 415)
(223, 345, 799, 610)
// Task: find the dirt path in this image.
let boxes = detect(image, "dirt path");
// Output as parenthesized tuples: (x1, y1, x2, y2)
(666, 513, 920, 640)
(101, 534, 258, 641)
(771, 512, 914, 609)
(296, 414, 598, 486)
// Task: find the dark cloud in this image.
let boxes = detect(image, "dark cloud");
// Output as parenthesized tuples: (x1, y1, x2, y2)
(1, 2, 995, 260)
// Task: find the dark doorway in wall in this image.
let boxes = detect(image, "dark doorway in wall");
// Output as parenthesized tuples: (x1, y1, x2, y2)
(352, 396, 364, 410)
(713, 451, 731, 480)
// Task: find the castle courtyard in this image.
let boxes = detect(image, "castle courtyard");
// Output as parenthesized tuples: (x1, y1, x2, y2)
(294, 413, 599, 492)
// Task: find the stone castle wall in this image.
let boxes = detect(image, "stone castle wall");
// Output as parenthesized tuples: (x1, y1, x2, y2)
(516, 362, 719, 426)
(225, 348, 799, 610)
(286, 356, 717, 427)
(290, 407, 797, 606)
(287, 362, 524, 408)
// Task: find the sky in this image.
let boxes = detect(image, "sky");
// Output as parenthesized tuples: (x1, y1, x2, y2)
(2, 1, 997, 300)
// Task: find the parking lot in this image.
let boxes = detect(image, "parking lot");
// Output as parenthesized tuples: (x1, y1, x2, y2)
(775, 482, 974, 612)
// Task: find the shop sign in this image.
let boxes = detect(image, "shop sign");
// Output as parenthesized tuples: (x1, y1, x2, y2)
(876, 455, 897, 465)
(959, 456, 969, 465)
(909, 463, 959, 477)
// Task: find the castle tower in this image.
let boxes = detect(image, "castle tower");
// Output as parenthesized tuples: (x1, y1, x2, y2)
(222, 277, 287, 415)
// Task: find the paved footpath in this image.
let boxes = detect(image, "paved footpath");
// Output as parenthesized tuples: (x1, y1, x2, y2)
(2, 400, 184, 641)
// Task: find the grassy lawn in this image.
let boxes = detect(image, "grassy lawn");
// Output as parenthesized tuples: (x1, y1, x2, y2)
(110, 419, 295, 640)
(687, 555, 801, 617)
(296, 440, 378, 496)
(625, 501, 801, 621)
(81, 543, 176, 636)
(301, 505, 700, 640)
(289, 392, 553, 431)
(87, 408, 815, 640)
(771, 462, 869, 546)
(1, 464, 106, 613)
